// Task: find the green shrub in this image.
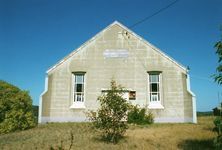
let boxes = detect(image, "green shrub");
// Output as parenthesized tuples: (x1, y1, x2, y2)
(214, 134, 222, 149)
(213, 116, 222, 149)
(127, 105, 154, 125)
(88, 80, 130, 143)
(0, 80, 36, 134)
(214, 117, 222, 134)
(144, 111, 154, 124)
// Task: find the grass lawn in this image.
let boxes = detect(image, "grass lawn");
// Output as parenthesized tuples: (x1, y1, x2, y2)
(0, 116, 217, 150)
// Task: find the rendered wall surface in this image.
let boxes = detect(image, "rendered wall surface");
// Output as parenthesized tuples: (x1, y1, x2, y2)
(40, 23, 194, 123)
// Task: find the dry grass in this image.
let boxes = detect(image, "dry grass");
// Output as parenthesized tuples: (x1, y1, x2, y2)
(0, 116, 217, 150)
(126, 116, 216, 149)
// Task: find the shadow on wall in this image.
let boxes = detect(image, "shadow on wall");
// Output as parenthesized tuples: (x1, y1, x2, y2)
(33, 105, 39, 123)
(178, 138, 214, 150)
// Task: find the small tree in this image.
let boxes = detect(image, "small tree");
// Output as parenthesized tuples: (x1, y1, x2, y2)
(214, 39, 222, 84)
(213, 29, 222, 149)
(89, 80, 129, 143)
(0, 80, 36, 134)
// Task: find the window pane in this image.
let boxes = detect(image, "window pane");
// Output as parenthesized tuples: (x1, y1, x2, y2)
(75, 75, 84, 83)
(75, 84, 84, 92)
(77, 94, 81, 102)
(150, 75, 159, 83)
(158, 93, 160, 101)
(74, 93, 84, 102)
(150, 93, 159, 102)
(151, 83, 158, 92)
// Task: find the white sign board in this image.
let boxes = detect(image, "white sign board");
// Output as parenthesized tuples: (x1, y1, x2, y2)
(103, 49, 129, 58)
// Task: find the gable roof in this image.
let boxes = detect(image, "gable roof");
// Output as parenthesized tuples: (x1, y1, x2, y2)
(47, 21, 187, 74)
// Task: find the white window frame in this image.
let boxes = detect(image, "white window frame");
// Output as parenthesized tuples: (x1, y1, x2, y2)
(70, 72, 86, 109)
(148, 72, 164, 109)
(101, 88, 130, 101)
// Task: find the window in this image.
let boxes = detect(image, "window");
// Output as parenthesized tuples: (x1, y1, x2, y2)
(70, 72, 86, 109)
(74, 73, 85, 102)
(129, 91, 136, 100)
(149, 74, 160, 102)
(148, 71, 164, 109)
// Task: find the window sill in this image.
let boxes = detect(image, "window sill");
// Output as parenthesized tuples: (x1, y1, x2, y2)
(148, 103, 164, 109)
(70, 103, 86, 109)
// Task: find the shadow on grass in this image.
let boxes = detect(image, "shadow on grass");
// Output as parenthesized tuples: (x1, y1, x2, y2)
(92, 135, 128, 144)
(178, 138, 214, 150)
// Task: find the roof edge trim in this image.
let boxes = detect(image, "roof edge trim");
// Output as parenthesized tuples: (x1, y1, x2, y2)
(46, 21, 119, 74)
(113, 21, 187, 71)
(47, 20, 187, 74)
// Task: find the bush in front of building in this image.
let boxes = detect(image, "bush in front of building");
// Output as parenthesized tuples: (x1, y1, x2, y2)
(127, 105, 154, 125)
(0, 80, 36, 134)
(88, 80, 130, 143)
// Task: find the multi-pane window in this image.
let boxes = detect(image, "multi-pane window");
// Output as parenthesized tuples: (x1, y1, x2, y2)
(149, 73, 160, 103)
(73, 73, 85, 102)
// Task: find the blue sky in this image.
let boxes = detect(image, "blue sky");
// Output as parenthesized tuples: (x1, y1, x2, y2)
(0, 0, 222, 111)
